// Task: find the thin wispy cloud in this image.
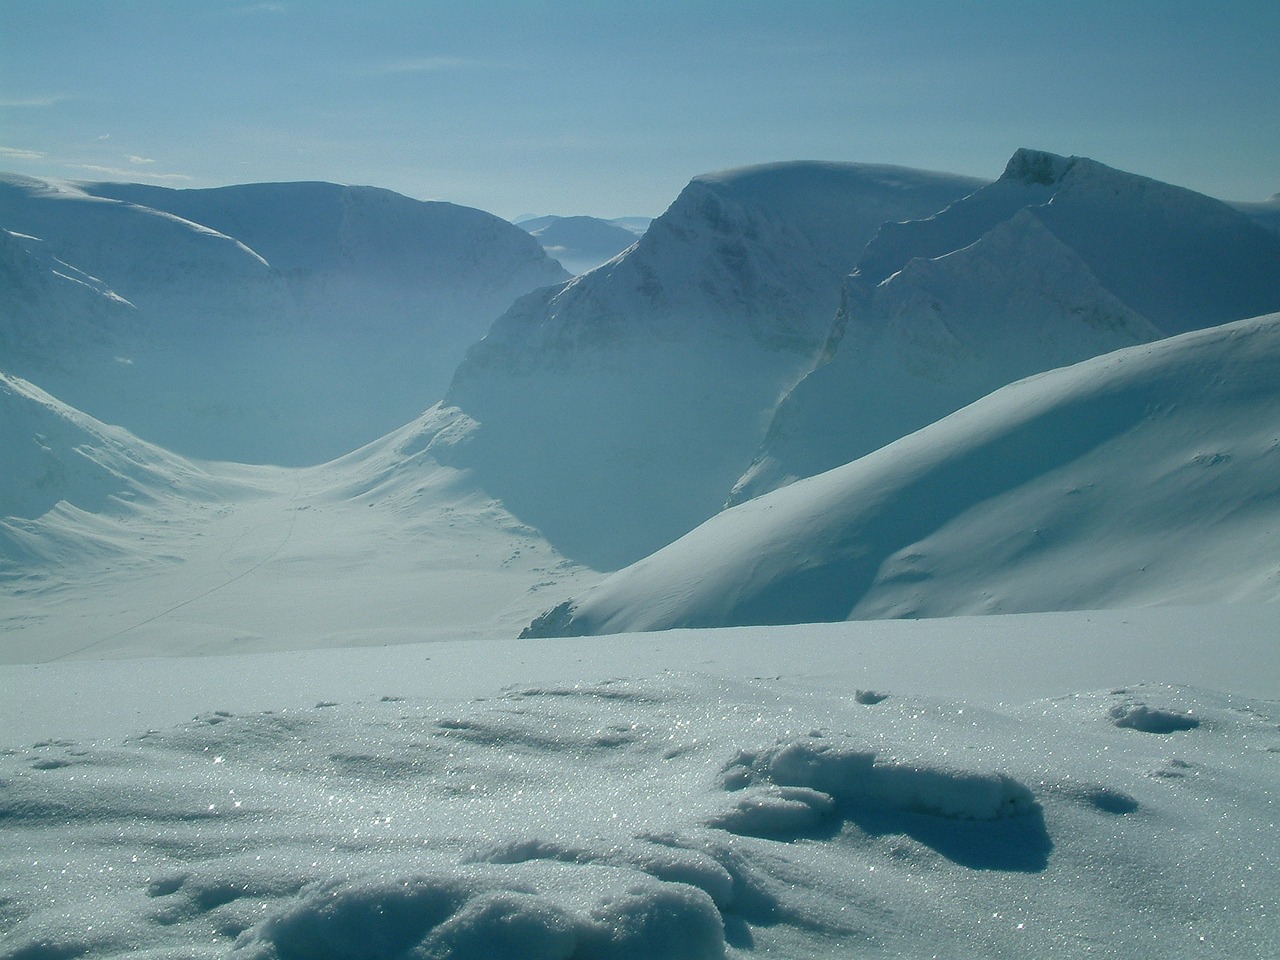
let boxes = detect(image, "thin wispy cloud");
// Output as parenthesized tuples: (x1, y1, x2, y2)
(127, 156, 156, 165)
(68, 163, 193, 181)
(0, 146, 45, 161)
(0, 95, 69, 109)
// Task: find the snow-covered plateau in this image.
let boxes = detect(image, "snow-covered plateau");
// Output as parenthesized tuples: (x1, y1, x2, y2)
(1, 151, 1278, 958)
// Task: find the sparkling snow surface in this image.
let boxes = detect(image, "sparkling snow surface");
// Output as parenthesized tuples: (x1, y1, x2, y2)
(3, 614, 1278, 960)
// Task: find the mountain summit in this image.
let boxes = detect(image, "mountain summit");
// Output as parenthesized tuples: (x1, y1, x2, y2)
(732, 148, 1280, 502)
(402, 161, 986, 568)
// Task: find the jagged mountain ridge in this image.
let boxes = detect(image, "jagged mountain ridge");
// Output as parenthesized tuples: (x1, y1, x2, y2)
(0, 173, 568, 464)
(525, 312, 1280, 637)
(732, 149, 1280, 502)
(403, 161, 988, 569)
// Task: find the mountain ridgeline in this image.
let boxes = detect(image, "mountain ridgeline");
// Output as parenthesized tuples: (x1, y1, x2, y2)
(3, 149, 1279, 638)
(0, 175, 568, 464)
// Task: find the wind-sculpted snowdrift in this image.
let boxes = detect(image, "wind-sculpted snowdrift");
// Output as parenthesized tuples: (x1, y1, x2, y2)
(526, 312, 1280, 635)
(7, 672, 1267, 959)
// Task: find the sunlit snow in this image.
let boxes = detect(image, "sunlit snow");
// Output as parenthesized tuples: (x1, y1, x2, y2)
(2, 151, 1277, 959)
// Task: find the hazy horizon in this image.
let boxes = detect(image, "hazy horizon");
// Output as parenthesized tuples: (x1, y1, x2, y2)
(2, 0, 1278, 220)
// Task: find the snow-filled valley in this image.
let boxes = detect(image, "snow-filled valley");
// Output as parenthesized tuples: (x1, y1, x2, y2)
(2, 150, 1278, 959)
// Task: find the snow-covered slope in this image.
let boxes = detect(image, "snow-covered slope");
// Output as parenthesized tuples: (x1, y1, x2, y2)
(733, 150, 1280, 502)
(0, 174, 568, 464)
(525, 313, 1280, 636)
(0, 372, 598, 663)
(1, 372, 209, 521)
(404, 162, 986, 569)
(517, 214, 643, 275)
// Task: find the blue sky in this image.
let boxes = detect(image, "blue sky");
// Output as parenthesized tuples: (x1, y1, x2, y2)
(1, 0, 1277, 219)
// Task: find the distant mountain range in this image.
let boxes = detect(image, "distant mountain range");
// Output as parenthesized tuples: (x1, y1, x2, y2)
(0, 175, 568, 463)
(515, 214, 648, 275)
(3, 149, 1279, 644)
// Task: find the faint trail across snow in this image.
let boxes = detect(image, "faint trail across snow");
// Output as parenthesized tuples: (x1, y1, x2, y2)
(40, 478, 304, 664)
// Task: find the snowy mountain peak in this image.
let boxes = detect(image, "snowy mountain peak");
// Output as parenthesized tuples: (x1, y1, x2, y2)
(419, 161, 986, 568)
(1001, 147, 1079, 186)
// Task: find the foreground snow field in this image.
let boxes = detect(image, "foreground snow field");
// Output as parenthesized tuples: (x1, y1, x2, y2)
(2, 608, 1277, 959)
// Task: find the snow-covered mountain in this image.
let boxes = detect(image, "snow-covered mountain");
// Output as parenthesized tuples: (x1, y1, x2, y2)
(516, 214, 644, 275)
(525, 312, 1280, 636)
(403, 162, 987, 569)
(0, 174, 568, 464)
(1232, 192, 1280, 235)
(732, 150, 1280, 502)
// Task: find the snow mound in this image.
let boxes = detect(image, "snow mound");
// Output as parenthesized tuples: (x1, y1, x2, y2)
(528, 312, 1280, 634)
(721, 734, 1039, 822)
(734, 149, 1280, 501)
(234, 870, 725, 960)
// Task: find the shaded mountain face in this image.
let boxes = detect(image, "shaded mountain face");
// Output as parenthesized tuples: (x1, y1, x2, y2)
(401, 161, 987, 569)
(732, 149, 1280, 502)
(526, 312, 1280, 637)
(0, 174, 568, 464)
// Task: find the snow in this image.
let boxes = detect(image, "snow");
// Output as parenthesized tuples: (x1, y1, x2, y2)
(420, 162, 985, 568)
(2, 617, 1277, 958)
(2, 153, 1279, 958)
(530, 313, 1280, 635)
(0, 173, 568, 464)
(1231, 193, 1280, 235)
(733, 149, 1280, 503)
(517, 215, 643, 276)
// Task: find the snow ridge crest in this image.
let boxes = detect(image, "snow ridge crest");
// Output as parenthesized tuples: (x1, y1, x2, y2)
(1002, 148, 1077, 186)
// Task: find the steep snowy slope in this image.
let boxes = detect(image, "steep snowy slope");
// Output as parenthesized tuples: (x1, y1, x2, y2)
(406, 162, 986, 569)
(733, 151, 1280, 501)
(0, 226, 141, 392)
(0, 174, 568, 463)
(525, 313, 1280, 636)
(518, 214, 642, 275)
(0, 372, 249, 574)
